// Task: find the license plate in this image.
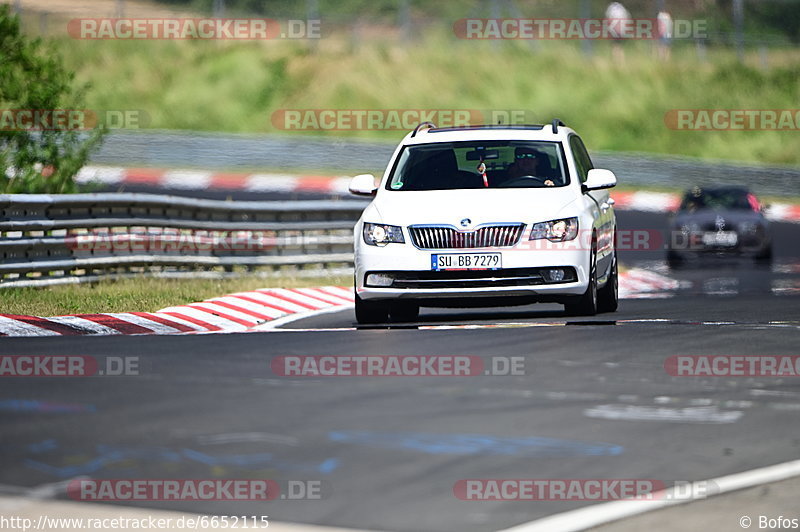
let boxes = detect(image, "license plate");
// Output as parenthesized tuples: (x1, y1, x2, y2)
(431, 253, 502, 271)
(702, 231, 738, 247)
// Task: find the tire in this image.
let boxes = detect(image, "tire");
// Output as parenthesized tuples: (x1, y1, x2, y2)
(597, 250, 619, 314)
(389, 301, 420, 322)
(755, 245, 773, 265)
(565, 241, 598, 317)
(355, 294, 389, 324)
(667, 250, 683, 270)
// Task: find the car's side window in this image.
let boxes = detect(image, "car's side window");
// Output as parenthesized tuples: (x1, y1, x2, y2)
(569, 136, 594, 184)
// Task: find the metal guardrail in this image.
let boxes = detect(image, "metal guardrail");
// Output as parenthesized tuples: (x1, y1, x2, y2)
(0, 193, 368, 287)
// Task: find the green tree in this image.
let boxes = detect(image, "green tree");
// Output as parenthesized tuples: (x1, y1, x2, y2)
(0, 5, 106, 193)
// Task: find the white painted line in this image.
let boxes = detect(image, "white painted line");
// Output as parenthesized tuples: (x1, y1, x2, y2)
(197, 432, 299, 446)
(583, 404, 743, 424)
(496, 459, 800, 532)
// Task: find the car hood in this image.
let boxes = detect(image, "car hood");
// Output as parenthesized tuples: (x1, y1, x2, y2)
(367, 188, 580, 227)
(673, 209, 764, 228)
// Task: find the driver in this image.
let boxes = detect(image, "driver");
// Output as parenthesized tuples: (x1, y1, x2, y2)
(506, 147, 555, 186)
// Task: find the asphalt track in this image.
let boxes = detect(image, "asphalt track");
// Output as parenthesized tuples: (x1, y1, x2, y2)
(1, 211, 799, 532)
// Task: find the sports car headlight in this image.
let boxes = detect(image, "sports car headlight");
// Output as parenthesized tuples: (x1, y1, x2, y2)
(680, 223, 701, 234)
(530, 217, 579, 242)
(363, 222, 405, 246)
(738, 221, 759, 234)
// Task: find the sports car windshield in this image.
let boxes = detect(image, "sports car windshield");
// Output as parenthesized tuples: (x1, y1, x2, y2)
(386, 141, 570, 191)
(679, 188, 759, 212)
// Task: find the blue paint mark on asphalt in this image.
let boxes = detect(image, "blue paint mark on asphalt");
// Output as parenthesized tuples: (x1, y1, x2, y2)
(0, 400, 96, 413)
(27, 439, 59, 453)
(318, 458, 339, 474)
(24, 443, 340, 478)
(328, 431, 623, 457)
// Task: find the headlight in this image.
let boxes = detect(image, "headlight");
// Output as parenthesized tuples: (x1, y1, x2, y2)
(739, 221, 759, 234)
(530, 217, 579, 242)
(363, 222, 405, 246)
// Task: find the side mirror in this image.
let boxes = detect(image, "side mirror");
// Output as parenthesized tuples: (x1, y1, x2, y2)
(349, 174, 378, 196)
(583, 168, 617, 192)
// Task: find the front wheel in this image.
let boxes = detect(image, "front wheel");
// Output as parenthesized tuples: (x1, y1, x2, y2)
(755, 245, 773, 265)
(597, 250, 619, 313)
(355, 294, 389, 324)
(564, 246, 598, 317)
(389, 301, 419, 322)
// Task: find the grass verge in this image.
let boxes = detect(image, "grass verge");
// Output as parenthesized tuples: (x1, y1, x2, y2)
(0, 274, 351, 316)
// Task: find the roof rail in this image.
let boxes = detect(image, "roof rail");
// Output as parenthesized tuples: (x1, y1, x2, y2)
(551, 119, 566, 134)
(411, 122, 437, 137)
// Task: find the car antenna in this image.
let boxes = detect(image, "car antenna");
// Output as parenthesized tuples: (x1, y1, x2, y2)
(552, 118, 566, 134)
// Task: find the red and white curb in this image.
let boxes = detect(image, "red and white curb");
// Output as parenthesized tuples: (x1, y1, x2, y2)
(0, 286, 354, 337)
(76, 166, 800, 222)
(0, 272, 680, 337)
(619, 268, 684, 299)
(612, 191, 800, 223)
(75, 166, 354, 195)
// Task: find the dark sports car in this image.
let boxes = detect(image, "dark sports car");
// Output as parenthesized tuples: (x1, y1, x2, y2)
(667, 185, 773, 268)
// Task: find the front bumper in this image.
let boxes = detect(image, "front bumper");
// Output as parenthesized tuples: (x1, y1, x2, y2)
(355, 242, 590, 303)
(668, 231, 770, 257)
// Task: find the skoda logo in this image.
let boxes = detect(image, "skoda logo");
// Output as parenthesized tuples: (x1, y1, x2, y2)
(460, 218, 472, 228)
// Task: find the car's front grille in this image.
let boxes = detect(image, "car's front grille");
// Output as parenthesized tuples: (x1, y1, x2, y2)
(409, 224, 525, 250)
(365, 267, 577, 289)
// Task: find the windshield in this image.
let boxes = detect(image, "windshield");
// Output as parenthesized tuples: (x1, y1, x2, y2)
(679, 188, 759, 212)
(386, 141, 570, 191)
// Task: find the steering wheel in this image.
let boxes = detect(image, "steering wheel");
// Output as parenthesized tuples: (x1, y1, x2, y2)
(497, 175, 552, 188)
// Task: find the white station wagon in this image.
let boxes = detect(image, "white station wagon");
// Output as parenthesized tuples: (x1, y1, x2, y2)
(349, 121, 619, 324)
